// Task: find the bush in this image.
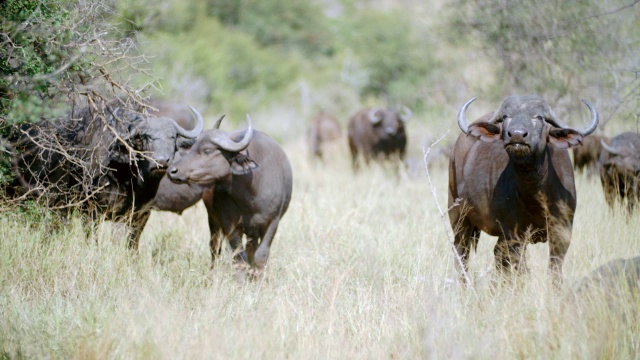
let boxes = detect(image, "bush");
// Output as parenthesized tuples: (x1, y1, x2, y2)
(334, 9, 438, 108)
(0, 0, 152, 190)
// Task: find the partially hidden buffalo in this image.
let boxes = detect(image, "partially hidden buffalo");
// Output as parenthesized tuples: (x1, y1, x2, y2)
(347, 106, 411, 170)
(307, 112, 342, 160)
(167, 116, 293, 279)
(7, 99, 204, 249)
(148, 101, 209, 214)
(449, 95, 599, 282)
(572, 134, 605, 177)
(599, 132, 640, 213)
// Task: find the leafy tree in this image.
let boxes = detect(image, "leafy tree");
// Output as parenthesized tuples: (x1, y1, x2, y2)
(447, 0, 640, 124)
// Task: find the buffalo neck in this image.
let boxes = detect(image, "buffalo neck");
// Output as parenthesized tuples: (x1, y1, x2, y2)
(509, 149, 550, 200)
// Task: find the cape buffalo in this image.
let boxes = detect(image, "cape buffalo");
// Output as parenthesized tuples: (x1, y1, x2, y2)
(347, 106, 411, 170)
(7, 100, 204, 249)
(148, 103, 213, 214)
(307, 112, 342, 160)
(599, 132, 640, 213)
(572, 134, 605, 177)
(167, 117, 293, 280)
(449, 95, 599, 283)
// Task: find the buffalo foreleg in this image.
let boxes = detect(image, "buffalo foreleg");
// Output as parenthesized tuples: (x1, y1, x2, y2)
(453, 223, 479, 284)
(549, 230, 570, 283)
(127, 210, 151, 251)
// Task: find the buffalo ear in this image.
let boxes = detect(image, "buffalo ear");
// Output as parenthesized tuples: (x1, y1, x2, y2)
(548, 128, 583, 149)
(467, 122, 501, 143)
(229, 153, 259, 175)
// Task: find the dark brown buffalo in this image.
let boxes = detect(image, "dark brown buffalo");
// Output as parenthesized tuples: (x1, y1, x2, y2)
(572, 134, 605, 177)
(167, 117, 293, 280)
(7, 100, 204, 249)
(307, 112, 342, 159)
(449, 95, 599, 282)
(347, 106, 411, 170)
(147, 102, 215, 214)
(599, 132, 640, 213)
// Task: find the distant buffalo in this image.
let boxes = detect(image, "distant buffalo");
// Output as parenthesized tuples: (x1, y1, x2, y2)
(347, 106, 411, 170)
(306, 112, 342, 160)
(6, 99, 204, 248)
(599, 132, 640, 213)
(168, 117, 292, 280)
(572, 134, 605, 177)
(449, 95, 598, 282)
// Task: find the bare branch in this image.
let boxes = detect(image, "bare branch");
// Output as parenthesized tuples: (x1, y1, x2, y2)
(422, 131, 476, 292)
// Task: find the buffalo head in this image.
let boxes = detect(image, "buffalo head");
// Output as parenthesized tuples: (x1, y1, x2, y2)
(167, 115, 255, 185)
(458, 95, 599, 164)
(601, 137, 640, 176)
(110, 105, 204, 176)
(367, 106, 411, 139)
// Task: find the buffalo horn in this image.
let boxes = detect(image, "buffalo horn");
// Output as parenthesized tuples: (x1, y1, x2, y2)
(577, 100, 599, 136)
(212, 115, 254, 152)
(601, 139, 621, 155)
(213, 114, 225, 129)
(457, 97, 477, 134)
(400, 106, 412, 122)
(175, 106, 205, 138)
(368, 108, 382, 124)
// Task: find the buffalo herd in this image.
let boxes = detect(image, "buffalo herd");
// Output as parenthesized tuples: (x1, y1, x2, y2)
(3, 94, 639, 284)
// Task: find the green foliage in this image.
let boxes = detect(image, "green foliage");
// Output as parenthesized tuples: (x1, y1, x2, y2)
(0, 0, 79, 124)
(234, 0, 334, 56)
(116, 0, 199, 35)
(130, 0, 439, 117)
(334, 9, 437, 106)
(141, 18, 301, 118)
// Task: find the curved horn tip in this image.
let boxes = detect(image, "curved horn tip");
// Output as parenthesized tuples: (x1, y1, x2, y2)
(175, 106, 204, 138)
(579, 99, 599, 136)
(457, 97, 477, 134)
(213, 114, 226, 129)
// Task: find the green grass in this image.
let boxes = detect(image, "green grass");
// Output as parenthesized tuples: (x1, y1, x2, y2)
(1, 130, 639, 358)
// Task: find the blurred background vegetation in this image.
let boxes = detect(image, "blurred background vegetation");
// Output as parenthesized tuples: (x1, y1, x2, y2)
(2, 0, 640, 139)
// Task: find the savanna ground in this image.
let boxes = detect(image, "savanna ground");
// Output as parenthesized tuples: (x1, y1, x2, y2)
(1, 118, 639, 359)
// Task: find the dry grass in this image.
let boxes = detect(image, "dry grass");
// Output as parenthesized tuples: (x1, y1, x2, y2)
(1, 129, 639, 359)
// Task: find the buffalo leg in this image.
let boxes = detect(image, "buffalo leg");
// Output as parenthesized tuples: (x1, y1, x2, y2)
(208, 224, 223, 265)
(253, 219, 281, 271)
(127, 210, 150, 251)
(549, 231, 570, 282)
(494, 238, 527, 277)
(453, 223, 479, 284)
(349, 139, 359, 171)
(227, 228, 249, 265)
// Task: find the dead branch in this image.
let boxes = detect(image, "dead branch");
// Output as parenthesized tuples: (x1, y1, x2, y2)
(422, 131, 476, 292)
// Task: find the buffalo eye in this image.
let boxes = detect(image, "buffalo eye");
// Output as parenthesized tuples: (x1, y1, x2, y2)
(497, 115, 508, 123)
(535, 115, 544, 121)
(130, 135, 146, 150)
(203, 148, 214, 155)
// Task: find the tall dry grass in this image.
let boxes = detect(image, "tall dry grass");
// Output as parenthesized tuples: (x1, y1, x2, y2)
(1, 126, 639, 359)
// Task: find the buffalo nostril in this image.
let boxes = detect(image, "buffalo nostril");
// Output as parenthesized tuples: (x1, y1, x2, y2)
(509, 129, 528, 139)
